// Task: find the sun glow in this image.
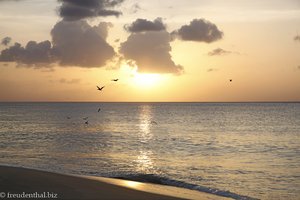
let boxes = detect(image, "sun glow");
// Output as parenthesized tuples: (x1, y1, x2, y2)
(119, 65, 168, 90)
(132, 73, 163, 88)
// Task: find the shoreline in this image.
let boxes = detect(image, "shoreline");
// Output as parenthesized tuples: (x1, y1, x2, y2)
(0, 165, 230, 200)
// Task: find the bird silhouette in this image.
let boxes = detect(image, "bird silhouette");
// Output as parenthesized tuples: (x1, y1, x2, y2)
(97, 86, 105, 91)
(85, 121, 89, 125)
(111, 79, 119, 82)
(229, 79, 232, 82)
(98, 108, 101, 112)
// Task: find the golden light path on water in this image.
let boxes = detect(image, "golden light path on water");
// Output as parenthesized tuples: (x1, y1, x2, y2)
(135, 105, 155, 173)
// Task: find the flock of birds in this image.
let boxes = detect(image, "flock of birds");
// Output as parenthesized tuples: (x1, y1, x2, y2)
(67, 78, 119, 125)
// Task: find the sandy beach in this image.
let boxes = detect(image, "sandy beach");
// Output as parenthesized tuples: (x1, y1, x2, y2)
(0, 166, 229, 200)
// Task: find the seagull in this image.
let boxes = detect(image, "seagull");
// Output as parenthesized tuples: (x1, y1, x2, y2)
(98, 108, 101, 112)
(97, 86, 105, 91)
(111, 79, 119, 82)
(83, 117, 89, 120)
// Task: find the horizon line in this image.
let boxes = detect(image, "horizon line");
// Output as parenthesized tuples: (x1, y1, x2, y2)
(0, 101, 299, 103)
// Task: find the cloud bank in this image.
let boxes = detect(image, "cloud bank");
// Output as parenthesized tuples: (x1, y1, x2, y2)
(0, 0, 224, 75)
(0, 0, 125, 68)
(0, 41, 53, 64)
(0, 20, 115, 68)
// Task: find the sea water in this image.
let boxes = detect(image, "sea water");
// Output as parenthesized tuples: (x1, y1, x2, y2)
(0, 102, 299, 199)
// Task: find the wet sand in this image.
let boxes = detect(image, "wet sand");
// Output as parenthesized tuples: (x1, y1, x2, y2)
(0, 166, 229, 200)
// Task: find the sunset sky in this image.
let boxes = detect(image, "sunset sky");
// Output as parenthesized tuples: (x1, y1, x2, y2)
(0, 0, 299, 102)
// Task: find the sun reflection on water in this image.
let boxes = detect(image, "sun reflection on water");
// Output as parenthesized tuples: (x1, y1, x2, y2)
(135, 150, 154, 173)
(138, 105, 154, 143)
(135, 105, 155, 173)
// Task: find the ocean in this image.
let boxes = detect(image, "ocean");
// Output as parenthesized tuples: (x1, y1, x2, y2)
(0, 102, 299, 199)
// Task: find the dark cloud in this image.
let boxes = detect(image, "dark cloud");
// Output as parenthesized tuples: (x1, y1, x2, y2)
(1, 37, 11, 46)
(22, 40, 53, 64)
(120, 30, 183, 74)
(294, 34, 300, 41)
(124, 18, 166, 33)
(208, 48, 231, 56)
(0, 43, 23, 62)
(51, 20, 115, 67)
(0, 41, 53, 64)
(58, 0, 124, 21)
(172, 19, 223, 43)
(0, 20, 115, 68)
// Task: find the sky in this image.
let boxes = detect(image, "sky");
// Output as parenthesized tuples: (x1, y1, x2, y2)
(0, 0, 299, 102)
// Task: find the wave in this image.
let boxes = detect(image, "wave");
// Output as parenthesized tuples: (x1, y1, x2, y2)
(111, 173, 259, 200)
(1, 164, 258, 200)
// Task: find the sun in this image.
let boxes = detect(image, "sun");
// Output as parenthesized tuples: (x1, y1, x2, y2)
(132, 73, 162, 88)
(119, 64, 166, 89)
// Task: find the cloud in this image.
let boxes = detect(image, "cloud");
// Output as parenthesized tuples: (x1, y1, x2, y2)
(124, 18, 166, 33)
(207, 68, 218, 72)
(120, 30, 183, 74)
(0, 41, 54, 64)
(208, 48, 232, 56)
(172, 19, 223, 43)
(130, 3, 141, 14)
(58, 0, 124, 21)
(1, 37, 11, 46)
(294, 34, 300, 41)
(0, 20, 115, 68)
(59, 78, 81, 84)
(0, 0, 23, 2)
(51, 20, 115, 67)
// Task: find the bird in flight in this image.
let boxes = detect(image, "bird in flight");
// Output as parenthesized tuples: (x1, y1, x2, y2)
(85, 121, 89, 125)
(229, 79, 232, 82)
(97, 86, 105, 91)
(111, 79, 119, 82)
(98, 108, 101, 112)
